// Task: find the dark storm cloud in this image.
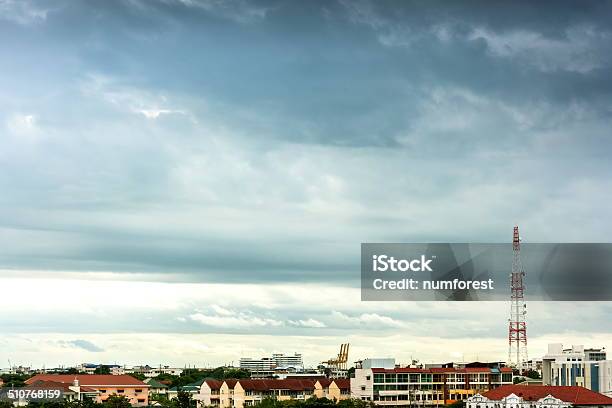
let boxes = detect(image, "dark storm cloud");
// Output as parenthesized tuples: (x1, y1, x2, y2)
(1, 0, 612, 283)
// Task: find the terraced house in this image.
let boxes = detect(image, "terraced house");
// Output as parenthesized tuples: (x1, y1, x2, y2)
(197, 378, 350, 408)
(351, 359, 513, 406)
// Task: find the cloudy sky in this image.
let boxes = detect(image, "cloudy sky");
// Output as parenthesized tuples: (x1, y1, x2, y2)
(1, 0, 611, 369)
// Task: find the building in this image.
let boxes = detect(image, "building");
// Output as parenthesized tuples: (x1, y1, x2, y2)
(519, 359, 543, 375)
(351, 358, 513, 406)
(466, 385, 612, 408)
(143, 378, 169, 396)
(542, 344, 612, 397)
(77, 364, 122, 375)
(23, 379, 99, 403)
(25, 375, 150, 406)
(198, 378, 349, 408)
(239, 354, 304, 378)
(126, 365, 184, 378)
(168, 379, 203, 400)
(196, 379, 223, 407)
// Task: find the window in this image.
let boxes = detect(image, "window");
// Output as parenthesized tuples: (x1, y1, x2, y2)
(366, 376, 370, 381)
(361, 386, 365, 391)
(136, 389, 143, 393)
(118, 390, 125, 394)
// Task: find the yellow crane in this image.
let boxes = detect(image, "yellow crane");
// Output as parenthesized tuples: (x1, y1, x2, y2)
(322, 343, 350, 370)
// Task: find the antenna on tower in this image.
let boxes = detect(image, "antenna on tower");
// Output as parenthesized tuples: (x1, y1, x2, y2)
(508, 226, 528, 369)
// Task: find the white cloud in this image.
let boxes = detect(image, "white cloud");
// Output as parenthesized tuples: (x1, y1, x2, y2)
(288, 318, 327, 328)
(330, 311, 406, 328)
(6, 113, 39, 136)
(138, 108, 185, 119)
(79, 74, 193, 121)
(189, 309, 283, 329)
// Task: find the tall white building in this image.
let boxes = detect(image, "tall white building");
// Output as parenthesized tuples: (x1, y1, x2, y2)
(542, 344, 611, 397)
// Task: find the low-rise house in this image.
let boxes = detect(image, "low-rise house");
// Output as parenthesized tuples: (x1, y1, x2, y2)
(168, 379, 203, 400)
(25, 374, 149, 407)
(144, 378, 169, 396)
(466, 385, 612, 408)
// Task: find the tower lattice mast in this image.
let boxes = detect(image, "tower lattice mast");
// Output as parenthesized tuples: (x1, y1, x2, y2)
(508, 225, 528, 368)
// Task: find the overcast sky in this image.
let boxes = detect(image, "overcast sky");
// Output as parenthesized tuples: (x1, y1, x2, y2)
(1, 0, 611, 368)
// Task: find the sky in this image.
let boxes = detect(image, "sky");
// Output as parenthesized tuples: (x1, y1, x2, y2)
(1, 0, 612, 369)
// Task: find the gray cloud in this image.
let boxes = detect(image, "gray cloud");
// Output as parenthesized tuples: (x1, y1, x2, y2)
(61, 339, 105, 352)
(1, 1, 611, 285)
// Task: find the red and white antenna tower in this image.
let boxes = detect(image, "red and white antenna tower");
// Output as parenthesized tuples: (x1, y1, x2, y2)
(508, 225, 528, 368)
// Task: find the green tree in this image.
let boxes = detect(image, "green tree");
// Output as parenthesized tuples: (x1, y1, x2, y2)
(128, 373, 146, 381)
(176, 391, 195, 408)
(0, 373, 30, 388)
(258, 397, 282, 408)
(522, 370, 541, 379)
(103, 395, 132, 408)
(445, 400, 464, 408)
(94, 366, 111, 375)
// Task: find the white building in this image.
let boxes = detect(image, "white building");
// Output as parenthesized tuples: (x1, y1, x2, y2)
(351, 358, 513, 406)
(239, 353, 304, 378)
(466, 385, 612, 408)
(275, 353, 303, 368)
(542, 344, 611, 397)
(125, 365, 184, 378)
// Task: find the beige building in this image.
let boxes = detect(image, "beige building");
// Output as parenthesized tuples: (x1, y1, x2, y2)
(199, 378, 349, 408)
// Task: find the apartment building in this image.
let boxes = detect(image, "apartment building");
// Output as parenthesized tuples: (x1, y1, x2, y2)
(467, 385, 612, 408)
(351, 359, 513, 406)
(239, 353, 304, 378)
(542, 344, 612, 397)
(26, 374, 150, 406)
(198, 378, 349, 408)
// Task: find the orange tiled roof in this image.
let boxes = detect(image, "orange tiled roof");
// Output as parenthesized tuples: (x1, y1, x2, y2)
(26, 375, 148, 387)
(204, 379, 223, 390)
(332, 379, 350, 389)
(483, 385, 612, 405)
(25, 380, 98, 393)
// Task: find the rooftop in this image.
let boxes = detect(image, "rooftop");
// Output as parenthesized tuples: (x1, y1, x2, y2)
(26, 374, 148, 387)
(483, 385, 612, 405)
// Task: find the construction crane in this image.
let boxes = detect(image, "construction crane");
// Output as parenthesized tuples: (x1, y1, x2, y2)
(322, 343, 350, 370)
